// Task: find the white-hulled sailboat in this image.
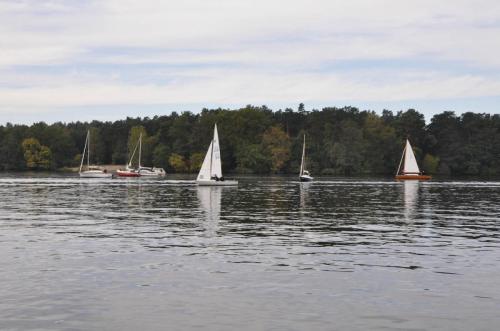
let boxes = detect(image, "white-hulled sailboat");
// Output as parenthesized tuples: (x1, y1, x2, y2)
(395, 138, 431, 180)
(117, 132, 165, 177)
(196, 124, 238, 186)
(136, 133, 166, 177)
(79, 130, 112, 178)
(299, 134, 313, 182)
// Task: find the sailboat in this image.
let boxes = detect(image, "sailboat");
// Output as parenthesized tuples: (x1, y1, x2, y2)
(135, 133, 166, 177)
(196, 124, 238, 186)
(79, 130, 112, 178)
(116, 133, 141, 177)
(299, 134, 313, 182)
(117, 133, 166, 177)
(395, 138, 431, 180)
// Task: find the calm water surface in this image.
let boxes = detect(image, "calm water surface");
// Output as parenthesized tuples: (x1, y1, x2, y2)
(0, 174, 499, 330)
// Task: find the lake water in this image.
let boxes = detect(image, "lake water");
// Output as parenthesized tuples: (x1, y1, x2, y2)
(0, 174, 499, 331)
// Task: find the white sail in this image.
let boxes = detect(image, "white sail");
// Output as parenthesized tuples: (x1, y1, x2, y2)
(403, 139, 420, 174)
(212, 124, 223, 178)
(197, 141, 213, 181)
(197, 124, 236, 185)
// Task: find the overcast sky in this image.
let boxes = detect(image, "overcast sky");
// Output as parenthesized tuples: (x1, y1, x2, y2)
(1, 0, 500, 124)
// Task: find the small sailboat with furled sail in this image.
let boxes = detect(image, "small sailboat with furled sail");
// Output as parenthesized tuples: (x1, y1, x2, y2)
(116, 133, 141, 177)
(299, 134, 313, 182)
(117, 132, 165, 177)
(196, 124, 238, 186)
(395, 138, 431, 180)
(135, 133, 166, 177)
(79, 130, 112, 178)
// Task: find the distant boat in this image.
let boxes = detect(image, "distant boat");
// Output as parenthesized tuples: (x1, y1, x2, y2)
(197, 124, 238, 186)
(117, 132, 165, 177)
(116, 132, 141, 177)
(395, 138, 431, 180)
(135, 133, 166, 177)
(299, 134, 313, 182)
(79, 130, 112, 178)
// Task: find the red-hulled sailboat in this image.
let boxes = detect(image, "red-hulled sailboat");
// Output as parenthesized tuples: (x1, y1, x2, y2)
(116, 134, 141, 177)
(395, 139, 431, 180)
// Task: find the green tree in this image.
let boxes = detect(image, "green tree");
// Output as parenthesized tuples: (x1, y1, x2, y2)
(422, 154, 440, 174)
(331, 120, 364, 175)
(235, 144, 270, 174)
(362, 113, 399, 174)
(153, 144, 170, 170)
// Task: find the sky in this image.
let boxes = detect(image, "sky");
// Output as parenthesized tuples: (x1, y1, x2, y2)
(1, 0, 500, 124)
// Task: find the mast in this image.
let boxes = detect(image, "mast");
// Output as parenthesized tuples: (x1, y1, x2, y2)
(396, 144, 406, 176)
(87, 130, 90, 170)
(209, 132, 214, 177)
(128, 135, 140, 168)
(79, 130, 89, 173)
(300, 134, 306, 176)
(138, 132, 142, 168)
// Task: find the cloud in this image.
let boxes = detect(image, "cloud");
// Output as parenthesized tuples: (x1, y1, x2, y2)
(1, 0, 500, 122)
(1, 69, 499, 108)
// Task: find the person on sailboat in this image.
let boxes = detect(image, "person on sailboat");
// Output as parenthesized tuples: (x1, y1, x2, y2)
(197, 124, 237, 186)
(211, 175, 224, 181)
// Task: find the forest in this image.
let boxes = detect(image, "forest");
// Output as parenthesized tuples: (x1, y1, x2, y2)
(1, 104, 499, 176)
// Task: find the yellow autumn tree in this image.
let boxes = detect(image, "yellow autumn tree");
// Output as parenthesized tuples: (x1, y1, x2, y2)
(189, 152, 205, 173)
(261, 125, 291, 173)
(22, 138, 52, 170)
(169, 153, 188, 173)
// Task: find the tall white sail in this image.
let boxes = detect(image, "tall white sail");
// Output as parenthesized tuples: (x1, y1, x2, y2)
(197, 124, 237, 185)
(197, 141, 213, 181)
(212, 124, 223, 178)
(403, 139, 420, 174)
(197, 124, 223, 180)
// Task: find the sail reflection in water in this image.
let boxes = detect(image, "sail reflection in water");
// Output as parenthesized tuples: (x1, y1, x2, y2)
(299, 181, 312, 209)
(197, 186, 222, 237)
(403, 180, 419, 220)
(1, 176, 500, 331)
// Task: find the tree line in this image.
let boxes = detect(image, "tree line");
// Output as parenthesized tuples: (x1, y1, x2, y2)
(1, 105, 499, 176)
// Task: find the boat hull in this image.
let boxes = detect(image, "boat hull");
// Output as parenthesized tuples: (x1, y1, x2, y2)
(79, 171, 113, 178)
(197, 180, 238, 186)
(139, 171, 165, 177)
(395, 174, 431, 181)
(116, 170, 141, 177)
(299, 175, 313, 182)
